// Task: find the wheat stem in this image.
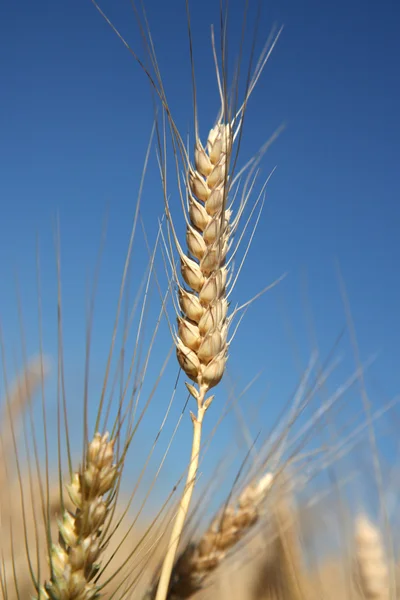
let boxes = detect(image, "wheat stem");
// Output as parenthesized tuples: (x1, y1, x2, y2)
(155, 392, 206, 600)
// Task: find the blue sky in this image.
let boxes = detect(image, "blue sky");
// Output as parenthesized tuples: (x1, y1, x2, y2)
(1, 0, 400, 520)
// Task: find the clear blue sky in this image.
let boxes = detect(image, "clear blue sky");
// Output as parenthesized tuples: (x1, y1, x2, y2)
(1, 0, 400, 518)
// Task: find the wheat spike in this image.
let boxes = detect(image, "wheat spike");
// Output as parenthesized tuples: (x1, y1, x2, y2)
(38, 432, 118, 600)
(353, 514, 389, 600)
(175, 121, 232, 396)
(158, 473, 273, 599)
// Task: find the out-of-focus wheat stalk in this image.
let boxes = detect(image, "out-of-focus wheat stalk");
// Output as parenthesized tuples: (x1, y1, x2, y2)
(0, 356, 49, 598)
(251, 492, 306, 600)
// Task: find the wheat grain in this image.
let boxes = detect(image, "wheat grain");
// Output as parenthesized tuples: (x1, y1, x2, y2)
(353, 514, 389, 600)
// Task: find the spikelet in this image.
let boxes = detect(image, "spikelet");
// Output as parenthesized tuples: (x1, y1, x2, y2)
(39, 432, 118, 600)
(353, 514, 389, 600)
(176, 123, 233, 409)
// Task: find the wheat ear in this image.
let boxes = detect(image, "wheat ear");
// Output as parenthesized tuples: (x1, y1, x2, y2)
(353, 514, 389, 600)
(154, 121, 233, 600)
(0, 356, 48, 469)
(38, 432, 118, 600)
(156, 472, 272, 599)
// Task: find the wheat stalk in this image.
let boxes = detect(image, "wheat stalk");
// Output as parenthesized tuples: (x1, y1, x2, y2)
(251, 494, 306, 600)
(154, 115, 235, 600)
(353, 514, 389, 600)
(38, 432, 118, 600)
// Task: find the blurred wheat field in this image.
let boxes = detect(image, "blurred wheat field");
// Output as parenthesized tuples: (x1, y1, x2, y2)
(1, 1, 399, 599)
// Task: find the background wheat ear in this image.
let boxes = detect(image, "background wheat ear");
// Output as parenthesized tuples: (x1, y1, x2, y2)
(353, 514, 390, 600)
(38, 432, 118, 600)
(147, 472, 273, 600)
(0, 355, 49, 471)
